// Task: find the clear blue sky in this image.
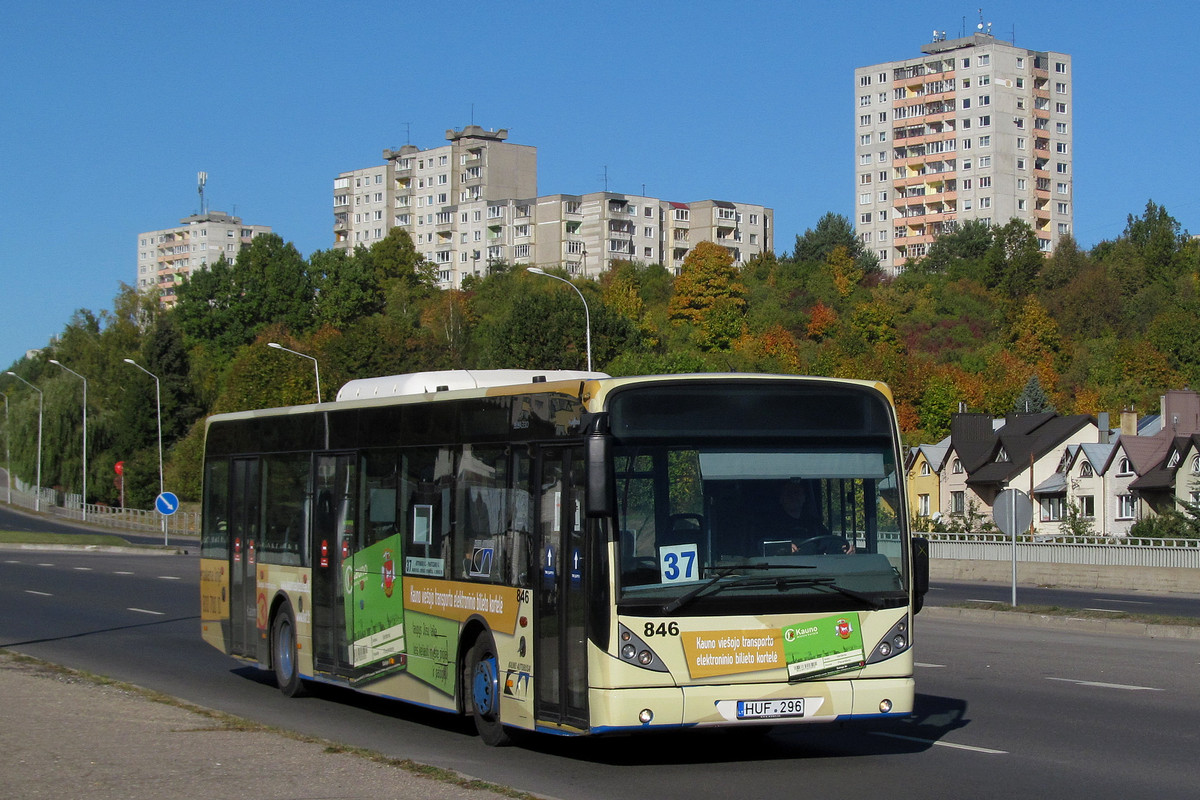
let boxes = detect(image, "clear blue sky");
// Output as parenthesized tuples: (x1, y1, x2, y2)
(3, 0, 1198, 370)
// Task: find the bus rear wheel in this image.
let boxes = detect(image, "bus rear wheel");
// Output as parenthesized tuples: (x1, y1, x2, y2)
(272, 606, 306, 697)
(465, 631, 511, 746)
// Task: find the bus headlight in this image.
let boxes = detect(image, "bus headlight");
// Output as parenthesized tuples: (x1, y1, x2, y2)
(616, 624, 669, 673)
(865, 618, 912, 665)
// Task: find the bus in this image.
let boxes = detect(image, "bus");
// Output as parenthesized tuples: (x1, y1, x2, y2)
(200, 370, 929, 745)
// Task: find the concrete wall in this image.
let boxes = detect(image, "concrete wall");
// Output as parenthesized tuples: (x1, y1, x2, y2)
(932, 558, 1200, 594)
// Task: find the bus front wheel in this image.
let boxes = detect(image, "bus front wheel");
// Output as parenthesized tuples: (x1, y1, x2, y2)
(271, 606, 306, 697)
(465, 631, 511, 746)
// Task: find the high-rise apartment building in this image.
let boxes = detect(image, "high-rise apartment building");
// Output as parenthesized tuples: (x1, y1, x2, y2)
(855, 32, 1073, 273)
(335, 127, 773, 286)
(136, 211, 272, 305)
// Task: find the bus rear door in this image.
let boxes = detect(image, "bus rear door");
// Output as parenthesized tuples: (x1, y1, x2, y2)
(229, 457, 261, 659)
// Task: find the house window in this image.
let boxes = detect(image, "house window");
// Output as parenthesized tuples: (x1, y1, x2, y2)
(951, 491, 965, 514)
(1040, 495, 1066, 522)
(1117, 458, 1133, 476)
(1079, 495, 1095, 518)
(920, 462, 931, 476)
(952, 458, 963, 474)
(1117, 494, 1136, 520)
(918, 494, 931, 517)
(1191, 454, 1200, 474)
(1080, 462, 1093, 478)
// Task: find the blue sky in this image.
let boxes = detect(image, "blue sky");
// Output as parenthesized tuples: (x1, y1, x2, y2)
(3, 1, 1198, 370)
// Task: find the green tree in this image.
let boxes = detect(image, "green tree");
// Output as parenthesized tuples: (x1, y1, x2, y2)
(985, 219, 1043, 298)
(312, 247, 383, 328)
(793, 212, 861, 265)
(1013, 373, 1055, 414)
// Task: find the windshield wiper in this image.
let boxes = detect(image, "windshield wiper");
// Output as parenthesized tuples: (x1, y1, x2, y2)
(661, 563, 813, 614)
(780, 576, 890, 609)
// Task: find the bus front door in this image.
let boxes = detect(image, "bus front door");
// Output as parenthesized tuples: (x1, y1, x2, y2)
(229, 457, 261, 659)
(534, 446, 589, 731)
(311, 453, 357, 676)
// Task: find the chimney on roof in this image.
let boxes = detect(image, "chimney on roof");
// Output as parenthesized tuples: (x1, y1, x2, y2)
(1098, 412, 1110, 443)
(1120, 409, 1137, 437)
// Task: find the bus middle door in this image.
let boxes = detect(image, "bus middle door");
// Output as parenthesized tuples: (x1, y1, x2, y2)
(534, 446, 589, 730)
(311, 453, 358, 676)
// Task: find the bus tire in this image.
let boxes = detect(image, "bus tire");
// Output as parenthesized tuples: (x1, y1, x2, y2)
(272, 606, 306, 697)
(465, 631, 511, 746)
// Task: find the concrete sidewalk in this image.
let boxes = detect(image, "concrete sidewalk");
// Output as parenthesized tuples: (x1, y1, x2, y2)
(0, 653, 523, 800)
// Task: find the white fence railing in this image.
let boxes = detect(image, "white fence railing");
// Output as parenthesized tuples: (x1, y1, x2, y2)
(4, 485, 199, 539)
(927, 532, 1200, 569)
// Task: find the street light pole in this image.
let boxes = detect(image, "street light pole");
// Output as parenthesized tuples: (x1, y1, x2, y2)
(49, 360, 88, 522)
(526, 267, 593, 372)
(5, 372, 43, 512)
(124, 359, 166, 544)
(0, 391, 10, 505)
(268, 342, 322, 403)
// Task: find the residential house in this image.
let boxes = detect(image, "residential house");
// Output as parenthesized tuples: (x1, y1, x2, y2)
(904, 441, 949, 522)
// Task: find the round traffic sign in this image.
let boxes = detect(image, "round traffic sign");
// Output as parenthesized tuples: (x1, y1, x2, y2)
(993, 488, 1033, 536)
(155, 491, 180, 516)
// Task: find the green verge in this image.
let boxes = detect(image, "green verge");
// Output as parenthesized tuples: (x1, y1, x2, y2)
(0, 530, 139, 547)
(949, 602, 1200, 627)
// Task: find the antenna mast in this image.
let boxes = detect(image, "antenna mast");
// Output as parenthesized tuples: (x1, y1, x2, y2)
(197, 171, 208, 215)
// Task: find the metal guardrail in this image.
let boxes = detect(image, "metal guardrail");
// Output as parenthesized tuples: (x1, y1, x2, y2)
(926, 532, 1200, 569)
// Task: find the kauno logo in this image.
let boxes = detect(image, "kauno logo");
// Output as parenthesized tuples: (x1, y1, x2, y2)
(784, 625, 819, 642)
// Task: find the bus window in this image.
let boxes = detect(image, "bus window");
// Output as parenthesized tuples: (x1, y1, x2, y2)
(261, 454, 310, 566)
(402, 446, 455, 578)
(201, 459, 229, 560)
(361, 450, 400, 549)
(457, 445, 508, 583)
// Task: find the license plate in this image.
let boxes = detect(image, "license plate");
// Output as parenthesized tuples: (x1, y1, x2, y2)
(736, 698, 805, 720)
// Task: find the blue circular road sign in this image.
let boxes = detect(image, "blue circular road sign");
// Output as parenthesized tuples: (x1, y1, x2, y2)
(155, 491, 180, 516)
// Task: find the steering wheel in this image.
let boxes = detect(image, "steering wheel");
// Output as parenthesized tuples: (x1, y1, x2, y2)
(792, 534, 852, 555)
(667, 513, 705, 532)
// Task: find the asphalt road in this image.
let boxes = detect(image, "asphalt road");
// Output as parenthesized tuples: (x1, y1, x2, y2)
(2, 547, 1198, 800)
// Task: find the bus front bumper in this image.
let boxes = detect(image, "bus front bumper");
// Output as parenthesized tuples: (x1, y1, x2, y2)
(587, 677, 914, 733)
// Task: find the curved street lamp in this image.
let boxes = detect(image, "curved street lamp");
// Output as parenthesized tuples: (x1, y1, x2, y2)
(49, 360, 88, 522)
(526, 267, 593, 372)
(268, 342, 322, 403)
(5, 372, 43, 511)
(123, 359, 166, 543)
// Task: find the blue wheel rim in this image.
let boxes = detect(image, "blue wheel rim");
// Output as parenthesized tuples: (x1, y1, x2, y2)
(473, 653, 499, 717)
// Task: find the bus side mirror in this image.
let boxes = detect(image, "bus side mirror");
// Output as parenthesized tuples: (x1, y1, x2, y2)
(912, 536, 930, 614)
(585, 433, 614, 517)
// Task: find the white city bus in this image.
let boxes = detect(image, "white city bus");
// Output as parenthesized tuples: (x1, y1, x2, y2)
(200, 370, 928, 745)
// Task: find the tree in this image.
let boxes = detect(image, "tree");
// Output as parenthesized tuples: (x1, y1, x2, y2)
(668, 241, 746, 350)
(793, 212, 861, 265)
(312, 247, 383, 328)
(911, 219, 993, 277)
(1013, 373, 1055, 414)
(984, 219, 1042, 298)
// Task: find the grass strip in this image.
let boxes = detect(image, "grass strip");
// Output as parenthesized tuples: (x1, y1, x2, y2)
(0, 530, 133, 547)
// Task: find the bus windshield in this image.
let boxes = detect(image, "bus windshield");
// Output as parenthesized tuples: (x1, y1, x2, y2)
(614, 444, 907, 613)
(606, 380, 908, 615)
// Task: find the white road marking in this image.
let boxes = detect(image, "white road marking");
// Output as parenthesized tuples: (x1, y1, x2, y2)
(127, 607, 164, 616)
(114, 571, 134, 575)
(73, 566, 92, 571)
(158, 575, 181, 581)
(871, 731, 1008, 754)
(25, 590, 52, 596)
(1092, 598, 1151, 605)
(1047, 677, 1162, 692)
(916, 662, 947, 668)
(37, 563, 54, 567)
